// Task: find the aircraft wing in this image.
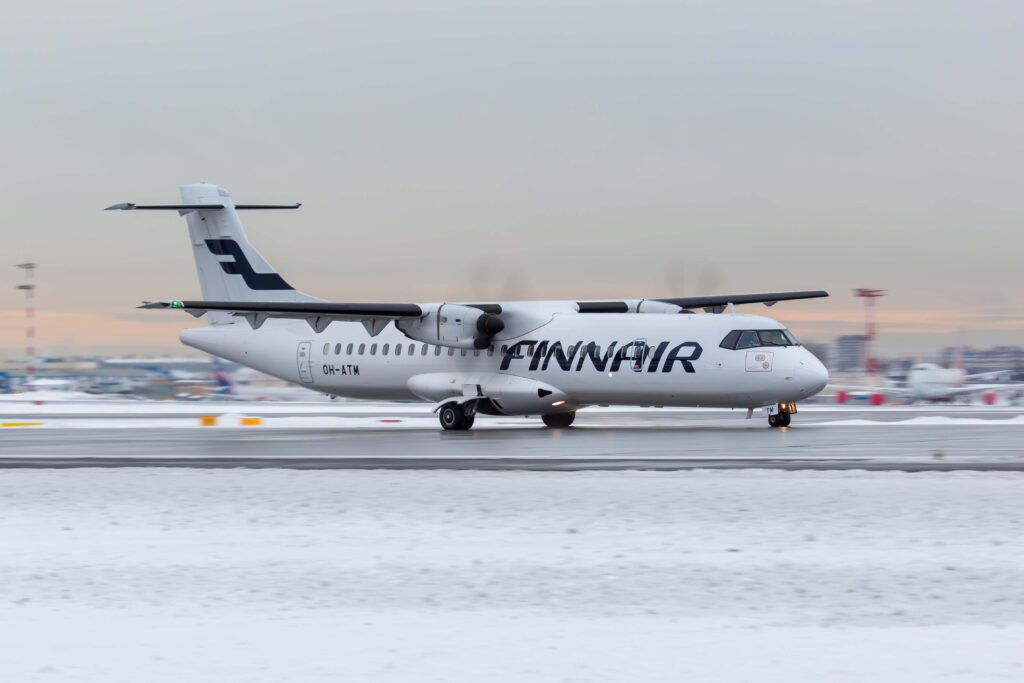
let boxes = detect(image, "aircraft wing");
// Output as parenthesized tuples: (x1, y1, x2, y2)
(965, 370, 1011, 381)
(141, 288, 829, 334)
(941, 383, 1019, 398)
(140, 299, 424, 334)
(654, 290, 829, 312)
(561, 290, 830, 313)
(829, 383, 913, 397)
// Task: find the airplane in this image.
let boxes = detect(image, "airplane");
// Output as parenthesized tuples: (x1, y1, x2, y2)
(834, 362, 1018, 405)
(107, 183, 830, 430)
(210, 368, 332, 402)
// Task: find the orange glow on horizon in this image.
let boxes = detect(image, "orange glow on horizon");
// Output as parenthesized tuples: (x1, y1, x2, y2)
(1, 305, 1021, 355)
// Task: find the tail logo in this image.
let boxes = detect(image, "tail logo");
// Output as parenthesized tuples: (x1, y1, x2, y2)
(205, 239, 293, 291)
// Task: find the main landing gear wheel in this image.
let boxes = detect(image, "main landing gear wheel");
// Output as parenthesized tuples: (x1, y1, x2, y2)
(542, 411, 576, 428)
(439, 403, 475, 431)
(768, 412, 792, 428)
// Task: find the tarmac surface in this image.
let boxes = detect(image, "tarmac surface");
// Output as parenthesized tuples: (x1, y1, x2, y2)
(2, 406, 1024, 471)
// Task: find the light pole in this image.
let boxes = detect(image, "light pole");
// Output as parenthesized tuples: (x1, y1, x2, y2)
(854, 288, 886, 375)
(15, 263, 37, 390)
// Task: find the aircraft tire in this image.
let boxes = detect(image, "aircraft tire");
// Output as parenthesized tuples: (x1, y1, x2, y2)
(439, 403, 473, 431)
(780, 412, 792, 427)
(542, 412, 576, 428)
(768, 413, 780, 428)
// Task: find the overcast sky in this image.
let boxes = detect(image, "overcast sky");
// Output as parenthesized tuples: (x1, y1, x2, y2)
(2, 0, 1022, 356)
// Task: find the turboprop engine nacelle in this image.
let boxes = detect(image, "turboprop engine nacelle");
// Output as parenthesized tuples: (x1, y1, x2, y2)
(396, 303, 505, 350)
(634, 299, 683, 314)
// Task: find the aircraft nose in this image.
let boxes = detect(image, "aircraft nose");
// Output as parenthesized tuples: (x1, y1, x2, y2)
(795, 351, 829, 395)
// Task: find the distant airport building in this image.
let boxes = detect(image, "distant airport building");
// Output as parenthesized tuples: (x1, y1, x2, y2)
(940, 346, 1024, 378)
(833, 335, 869, 372)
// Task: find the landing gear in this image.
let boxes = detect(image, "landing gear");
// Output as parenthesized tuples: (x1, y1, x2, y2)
(439, 402, 476, 431)
(542, 411, 576, 428)
(767, 403, 794, 428)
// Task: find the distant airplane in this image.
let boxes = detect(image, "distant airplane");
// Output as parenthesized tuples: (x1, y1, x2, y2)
(109, 183, 829, 430)
(211, 369, 330, 402)
(835, 363, 1017, 405)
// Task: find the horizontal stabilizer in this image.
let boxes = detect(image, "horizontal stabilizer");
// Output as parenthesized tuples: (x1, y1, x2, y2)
(106, 203, 300, 211)
(106, 203, 225, 211)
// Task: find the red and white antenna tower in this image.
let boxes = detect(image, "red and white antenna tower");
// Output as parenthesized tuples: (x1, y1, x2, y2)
(854, 288, 886, 375)
(15, 263, 37, 390)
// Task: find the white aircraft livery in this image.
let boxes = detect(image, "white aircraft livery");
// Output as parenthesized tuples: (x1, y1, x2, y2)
(836, 362, 1017, 404)
(109, 184, 830, 429)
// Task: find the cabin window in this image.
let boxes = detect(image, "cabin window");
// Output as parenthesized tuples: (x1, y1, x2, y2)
(395, 343, 402, 355)
(527, 344, 535, 357)
(435, 346, 442, 356)
(473, 349, 480, 357)
(460, 349, 467, 357)
(323, 343, 330, 355)
(409, 345, 415, 356)
(448, 348, 455, 357)
(487, 346, 494, 357)
(358, 343, 365, 355)
(370, 344, 378, 355)
(334, 343, 342, 355)
(383, 344, 390, 355)
(500, 345, 508, 355)
(421, 344, 428, 356)
(346, 343, 353, 354)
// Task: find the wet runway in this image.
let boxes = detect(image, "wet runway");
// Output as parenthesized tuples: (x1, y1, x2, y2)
(2, 407, 1023, 471)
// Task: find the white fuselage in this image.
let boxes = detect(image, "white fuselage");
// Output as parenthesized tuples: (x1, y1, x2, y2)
(906, 363, 966, 401)
(181, 310, 829, 413)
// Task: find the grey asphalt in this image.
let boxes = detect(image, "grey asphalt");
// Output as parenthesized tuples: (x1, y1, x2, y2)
(2, 408, 1023, 471)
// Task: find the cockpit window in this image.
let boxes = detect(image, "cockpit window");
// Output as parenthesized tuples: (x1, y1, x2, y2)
(719, 330, 741, 349)
(720, 329, 800, 350)
(736, 331, 761, 349)
(757, 330, 792, 346)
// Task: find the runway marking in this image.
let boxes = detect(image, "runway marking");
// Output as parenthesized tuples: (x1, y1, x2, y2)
(1, 422, 43, 428)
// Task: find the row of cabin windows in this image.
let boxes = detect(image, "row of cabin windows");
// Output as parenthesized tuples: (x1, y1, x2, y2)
(321, 342, 513, 357)
(319, 342, 574, 358)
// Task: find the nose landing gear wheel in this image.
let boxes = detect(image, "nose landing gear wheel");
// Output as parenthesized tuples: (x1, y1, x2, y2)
(542, 411, 575, 428)
(439, 403, 475, 431)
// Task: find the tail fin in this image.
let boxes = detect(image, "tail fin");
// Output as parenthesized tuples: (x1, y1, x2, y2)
(179, 184, 319, 321)
(212, 369, 236, 395)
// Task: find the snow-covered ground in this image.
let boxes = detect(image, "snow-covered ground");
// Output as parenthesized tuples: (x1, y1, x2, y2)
(1, 470, 1022, 682)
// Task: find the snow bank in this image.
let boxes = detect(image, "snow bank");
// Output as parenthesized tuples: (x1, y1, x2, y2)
(1, 469, 1022, 682)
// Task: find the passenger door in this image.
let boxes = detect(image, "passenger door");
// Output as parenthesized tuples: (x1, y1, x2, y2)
(296, 341, 314, 384)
